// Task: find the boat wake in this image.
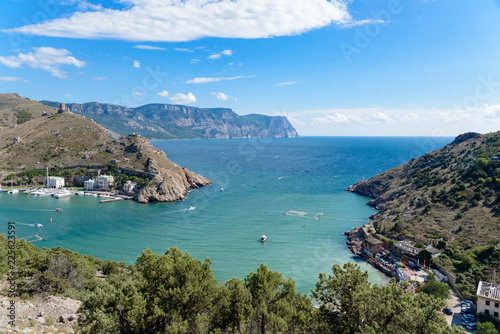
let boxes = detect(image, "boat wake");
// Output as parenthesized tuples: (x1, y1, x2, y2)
(284, 210, 324, 220)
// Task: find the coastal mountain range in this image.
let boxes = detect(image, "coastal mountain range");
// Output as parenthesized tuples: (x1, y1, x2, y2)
(40, 100, 299, 140)
(0, 93, 210, 203)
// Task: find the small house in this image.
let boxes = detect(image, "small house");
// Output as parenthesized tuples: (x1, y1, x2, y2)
(364, 236, 384, 254)
(477, 281, 500, 328)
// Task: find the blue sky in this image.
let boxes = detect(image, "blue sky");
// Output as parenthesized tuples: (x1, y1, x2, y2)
(1, 0, 500, 136)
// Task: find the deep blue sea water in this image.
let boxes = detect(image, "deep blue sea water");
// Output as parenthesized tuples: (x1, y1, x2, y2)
(0, 136, 453, 293)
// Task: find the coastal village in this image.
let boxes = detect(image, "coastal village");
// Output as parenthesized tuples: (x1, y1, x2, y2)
(345, 224, 500, 331)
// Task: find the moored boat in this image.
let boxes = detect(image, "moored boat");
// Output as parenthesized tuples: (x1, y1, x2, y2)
(261, 235, 267, 242)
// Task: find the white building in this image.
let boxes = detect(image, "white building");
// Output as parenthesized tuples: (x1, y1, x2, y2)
(477, 281, 500, 327)
(122, 180, 136, 193)
(396, 241, 420, 255)
(84, 179, 96, 191)
(96, 175, 114, 189)
(47, 176, 65, 189)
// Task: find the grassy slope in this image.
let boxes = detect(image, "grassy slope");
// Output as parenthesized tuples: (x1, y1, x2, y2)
(0, 93, 58, 129)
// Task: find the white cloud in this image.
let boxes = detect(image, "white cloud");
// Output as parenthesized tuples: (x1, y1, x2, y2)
(169, 92, 197, 105)
(368, 111, 394, 123)
(60, 0, 103, 11)
(0, 76, 29, 82)
(133, 60, 140, 68)
(174, 48, 193, 52)
(278, 81, 298, 87)
(92, 76, 106, 81)
(190, 59, 200, 64)
(211, 92, 237, 101)
(133, 45, 166, 50)
(157, 90, 169, 97)
(208, 49, 233, 60)
(312, 112, 352, 125)
(133, 91, 143, 97)
(208, 53, 222, 60)
(0, 47, 85, 79)
(187, 75, 253, 84)
(286, 116, 305, 127)
(4, 0, 353, 42)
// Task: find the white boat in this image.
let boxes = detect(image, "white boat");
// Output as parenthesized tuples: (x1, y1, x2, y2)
(8, 189, 19, 194)
(220, 188, 224, 192)
(76, 191, 85, 195)
(34, 223, 43, 228)
(187, 206, 196, 211)
(261, 235, 267, 242)
(56, 208, 63, 212)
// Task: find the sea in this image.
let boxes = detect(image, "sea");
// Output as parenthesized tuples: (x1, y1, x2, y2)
(0, 136, 453, 293)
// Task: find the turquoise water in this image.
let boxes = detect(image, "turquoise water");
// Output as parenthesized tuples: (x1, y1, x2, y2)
(0, 137, 452, 292)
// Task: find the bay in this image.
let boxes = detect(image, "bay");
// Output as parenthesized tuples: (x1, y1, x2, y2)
(0, 136, 452, 293)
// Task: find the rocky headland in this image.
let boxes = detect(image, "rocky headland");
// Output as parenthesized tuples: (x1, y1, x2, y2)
(0, 94, 211, 203)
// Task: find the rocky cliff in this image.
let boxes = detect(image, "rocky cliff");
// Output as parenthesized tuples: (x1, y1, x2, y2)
(0, 98, 211, 203)
(39, 101, 299, 140)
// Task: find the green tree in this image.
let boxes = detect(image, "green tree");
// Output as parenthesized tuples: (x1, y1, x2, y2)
(245, 263, 315, 334)
(417, 274, 450, 300)
(477, 322, 499, 334)
(312, 263, 460, 334)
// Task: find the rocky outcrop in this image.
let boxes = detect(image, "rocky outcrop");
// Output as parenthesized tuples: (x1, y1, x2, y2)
(135, 169, 211, 204)
(39, 100, 299, 140)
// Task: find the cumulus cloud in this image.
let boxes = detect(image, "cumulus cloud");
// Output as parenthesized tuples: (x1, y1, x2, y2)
(4, 0, 353, 42)
(133, 45, 165, 50)
(133, 60, 140, 68)
(0, 47, 85, 79)
(0, 76, 29, 82)
(157, 90, 169, 97)
(170, 92, 196, 104)
(187, 75, 253, 84)
(277, 81, 298, 87)
(211, 92, 236, 101)
(221, 49, 233, 56)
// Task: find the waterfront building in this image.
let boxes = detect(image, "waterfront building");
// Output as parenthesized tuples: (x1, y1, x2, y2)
(477, 281, 500, 327)
(122, 180, 136, 193)
(84, 179, 96, 191)
(364, 236, 384, 254)
(47, 176, 65, 188)
(96, 175, 114, 189)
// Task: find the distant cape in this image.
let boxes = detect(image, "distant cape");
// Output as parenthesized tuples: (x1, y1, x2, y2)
(40, 100, 299, 140)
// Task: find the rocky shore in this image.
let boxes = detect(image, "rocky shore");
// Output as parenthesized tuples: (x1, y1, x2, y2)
(344, 226, 366, 256)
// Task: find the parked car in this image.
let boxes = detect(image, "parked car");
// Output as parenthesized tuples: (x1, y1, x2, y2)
(466, 323, 477, 330)
(443, 308, 453, 315)
(461, 308, 471, 314)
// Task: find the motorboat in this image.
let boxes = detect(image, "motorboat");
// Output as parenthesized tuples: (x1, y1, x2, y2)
(187, 206, 196, 211)
(34, 223, 43, 228)
(56, 208, 63, 212)
(7, 189, 19, 194)
(220, 188, 224, 192)
(261, 235, 267, 242)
